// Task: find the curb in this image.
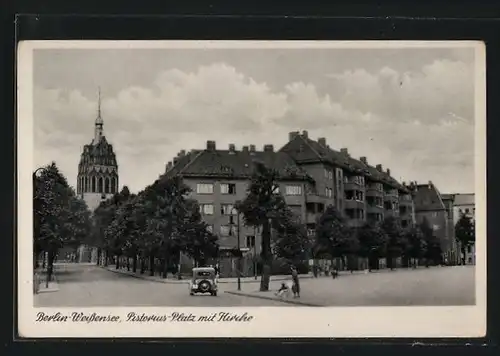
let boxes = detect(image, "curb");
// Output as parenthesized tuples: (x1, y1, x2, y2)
(100, 266, 314, 284)
(37, 286, 60, 294)
(224, 291, 321, 307)
(103, 267, 189, 284)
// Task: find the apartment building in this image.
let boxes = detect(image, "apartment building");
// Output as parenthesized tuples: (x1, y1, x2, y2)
(164, 131, 419, 275)
(279, 131, 416, 237)
(163, 140, 313, 277)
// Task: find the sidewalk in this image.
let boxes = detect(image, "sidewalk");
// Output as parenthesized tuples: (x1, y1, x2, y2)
(101, 265, 315, 284)
(225, 266, 453, 307)
(34, 270, 59, 294)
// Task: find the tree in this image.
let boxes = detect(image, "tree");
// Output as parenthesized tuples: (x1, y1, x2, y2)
(33, 162, 92, 283)
(314, 205, 357, 271)
(381, 217, 405, 270)
(181, 200, 219, 267)
(357, 221, 388, 271)
(455, 213, 475, 265)
(404, 226, 426, 268)
(272, 211, 310, 268)
(419, 217, 442, 266)
(235, 161, 290, 291)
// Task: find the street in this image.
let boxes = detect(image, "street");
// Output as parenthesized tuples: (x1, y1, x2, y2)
(34, 264, 475, 307)
(34, 264, 287, 307)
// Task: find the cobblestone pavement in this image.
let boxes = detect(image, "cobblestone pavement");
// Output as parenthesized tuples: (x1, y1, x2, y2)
(230, 265, 476, 306)
(34, 264, 286, 307)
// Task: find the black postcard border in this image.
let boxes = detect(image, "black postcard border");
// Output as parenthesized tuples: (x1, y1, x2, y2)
(3, 1, 500, 354)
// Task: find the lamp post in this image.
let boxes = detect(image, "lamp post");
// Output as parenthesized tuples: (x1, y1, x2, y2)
(253, 226, 257, 280)
(229, 206, 241, 291)
(33, 167, 48, 288)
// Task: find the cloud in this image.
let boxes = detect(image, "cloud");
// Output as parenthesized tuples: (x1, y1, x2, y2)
(33, 60, 475, 194)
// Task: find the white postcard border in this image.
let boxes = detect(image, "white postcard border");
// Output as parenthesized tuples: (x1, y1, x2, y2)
(17, 40, 487, 338)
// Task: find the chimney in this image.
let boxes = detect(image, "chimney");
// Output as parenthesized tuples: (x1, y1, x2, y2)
(428, 180, 432, 189)
(173, 157, 178, 165)
(166, 161, 173, 172)
(340, 148, 349, 156)
(360, 156, 367, 164)
(206, 140, 216, 151)
(302, 130, 308, 139)
(288, 131, 300, 142)
(249, 144, 256, 155)
(386, 168, 391, 176)
(228, 143, 236, 154)
(402, 181, 406, 186)
(376, 164, 382, 172)
(263, 144, 274, 152)
(178, 149, 186, 157)
(318, 137, 326, 147)
(242, 146, 249, 153)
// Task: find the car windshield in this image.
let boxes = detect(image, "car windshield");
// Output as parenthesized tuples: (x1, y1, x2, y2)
(195, 271, 213, 278)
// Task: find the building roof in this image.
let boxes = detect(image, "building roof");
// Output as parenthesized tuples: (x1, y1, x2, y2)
(279, 131, 409, 192)
(452, 193, 475, 206)
(163, 144, 312, 182)
(78, 136, 118, 174)
(412, 183, 446, 212)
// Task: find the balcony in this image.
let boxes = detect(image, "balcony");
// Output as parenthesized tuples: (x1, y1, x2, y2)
(367, 204, 384, 214)
(366, 187, 384, 197)
(345, 199, 365, 209)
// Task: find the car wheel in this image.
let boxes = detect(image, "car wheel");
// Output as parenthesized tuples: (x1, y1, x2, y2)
(213, 291, 217, 296)
(190, 292, 194, 296)
(198, 280, 210, 293)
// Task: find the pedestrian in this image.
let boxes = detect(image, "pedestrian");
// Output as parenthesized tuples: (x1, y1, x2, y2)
(291, 265, 300, 298)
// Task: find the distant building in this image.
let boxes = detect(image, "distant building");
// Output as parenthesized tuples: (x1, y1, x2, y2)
(452, 193, 475, 265)
(412, 183, 458, 264)
(75, 89, 119, 263)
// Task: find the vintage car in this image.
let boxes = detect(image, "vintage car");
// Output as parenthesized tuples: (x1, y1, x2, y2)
(189, 267, 218, 296)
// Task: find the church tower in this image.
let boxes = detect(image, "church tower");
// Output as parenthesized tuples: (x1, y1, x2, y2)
(77, 88, 119, 212)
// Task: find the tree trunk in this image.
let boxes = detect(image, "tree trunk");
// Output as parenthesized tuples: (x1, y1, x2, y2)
(259, 220, 272, 291)
(46, 249, 56, 287)
(140, 258, 145, 274)
(161, 257, 168, 279)
(126, 257, 130, 271)
(115, 254, 120, 269)
(461, 246, 466, 265)
(132, 255, 138, 273)
(149, 255, 155, 276)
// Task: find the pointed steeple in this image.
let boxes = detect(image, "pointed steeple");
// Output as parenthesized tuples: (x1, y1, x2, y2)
(93, 87, 104, 145)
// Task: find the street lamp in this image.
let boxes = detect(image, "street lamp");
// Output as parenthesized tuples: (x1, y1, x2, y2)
(229, 206, 241, 291)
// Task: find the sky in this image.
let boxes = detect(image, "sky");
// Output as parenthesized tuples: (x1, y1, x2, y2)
(32, 44, 477, 194)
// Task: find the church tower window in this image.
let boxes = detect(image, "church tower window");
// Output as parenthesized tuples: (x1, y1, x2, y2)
(91, 176, 96, 193)
(105, 177, 110, 194)
(111, 177, 116, 194)
(98, 177, 104, 193)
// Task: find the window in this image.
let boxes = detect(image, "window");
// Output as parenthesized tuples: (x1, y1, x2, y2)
(360, 176, 365, 186)
(285, 185, 302, 196)
(343, 176, 348, 184)
(246, 236, 255, 248)
(220, 204, 236, 215)
(356, 192, 364, 202)
(220, 225, 237, 236)
(432, 212, 438, 218)
(220, 183, 236, 195)
(467, 245, 472, 253)
(196, 183, 214, 194)
(206, 225, 213, 233)
(307, 229, 315, 237)
(329, 171, 333, 180)
(325, 188, 332, 198)
(465, 208, 470, 214)
(432, 224, 440, 231)
(199, 204, 214, 215)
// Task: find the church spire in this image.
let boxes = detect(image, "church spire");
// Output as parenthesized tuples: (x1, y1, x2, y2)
(93, 87, 104, 145)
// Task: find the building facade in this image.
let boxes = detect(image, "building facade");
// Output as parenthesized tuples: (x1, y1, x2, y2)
(163, 141, 312, 277)
(412, 183, 458, 264)
(452, 193, 475, 265)
(164, 131, 422, 275)
(75, 90, 119, 263)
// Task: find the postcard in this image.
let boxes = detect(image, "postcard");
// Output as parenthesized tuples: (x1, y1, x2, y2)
(18, 40, 486, 338)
